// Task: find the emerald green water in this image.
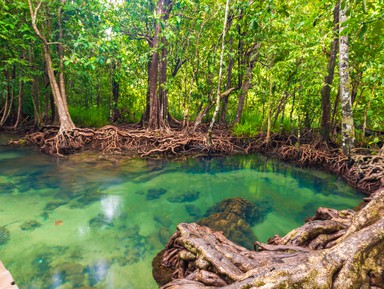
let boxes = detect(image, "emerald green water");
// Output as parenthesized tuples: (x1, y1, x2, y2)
(0, 134, 362, 289)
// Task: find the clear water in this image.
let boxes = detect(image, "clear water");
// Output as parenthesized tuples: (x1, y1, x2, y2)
(0, 134, 362, 289)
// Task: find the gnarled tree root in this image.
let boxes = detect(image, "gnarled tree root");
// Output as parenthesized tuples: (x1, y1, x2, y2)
(155, 188, 384, 289)
(24, 126, 240, 157)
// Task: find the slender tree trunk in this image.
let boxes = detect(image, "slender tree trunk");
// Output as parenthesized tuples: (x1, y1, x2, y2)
(29, 47, 43, 128)
(159, 38, 169, 127)
(187, 15, 211, 131)
(362, 84, 376, 138)
(57, 4, 66, 104)
(28, 0, 75, 133)
(14, 51, 27, 129)
(43, 45, 75, 131)
(331, 88, 340, 134)
(13, 79, 24, 129)
(266, 75, 272, 142)
(148, 17, 161, 129)
(321, 1, 340, 142)
(290, 88, 296, 134)
(31, 75, 42, 129)
(280, 100, 285, 133)
(234, 56, 257, 124)
(207, 0, 230, 145)
(219, 38, 234, 125)
(110, 60, 120, 122)
(96, 77, 101, 107)
(0, 70, 11, 126)
(339, 0, 355, 155)
(193, 88, 237, 132)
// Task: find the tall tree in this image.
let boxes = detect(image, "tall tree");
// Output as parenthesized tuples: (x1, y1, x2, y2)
(207, 0, 230, 145)
(339, 0, 355, 155)
(28, 0, 75, 133)
(320, 1, 339, 142)
(143, 0, 173, 130)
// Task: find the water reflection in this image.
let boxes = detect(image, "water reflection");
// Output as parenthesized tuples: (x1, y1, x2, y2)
(101, 195, 122, 223)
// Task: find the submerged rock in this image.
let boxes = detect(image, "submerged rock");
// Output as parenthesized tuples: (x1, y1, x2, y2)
(20, 220, 42, 231)
(89, 214, 114, 229)
(52, 262, 85, 288)
(153, 215, 173, 227)
(146, 188, 167, 200)
(198, 211, 257, 249)
(0, 226, 10, 245)
(205, 197, 267, 225)
(69, 190, 104, 209)
(185, 204, 202, 218)
(167, 190, 201, 203)
(198, 198, 264, 249)
(44, 201, 67, 211)
(0, 182, 16, 194)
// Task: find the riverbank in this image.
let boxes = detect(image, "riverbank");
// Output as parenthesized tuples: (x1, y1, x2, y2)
(20, 125, 384, 195)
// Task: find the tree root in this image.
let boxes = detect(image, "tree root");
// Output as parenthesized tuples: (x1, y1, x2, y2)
(24, 126, 240, 158)
(24, 127, 384, 196)
(156, 189, 384, 289)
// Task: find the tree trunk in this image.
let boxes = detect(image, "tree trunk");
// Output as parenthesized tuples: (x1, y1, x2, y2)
(362, 84, 376, 138)
(290, 88, 296, 134)
(110, 60, 120, 122)
(219, 38, 234, 125)
(28, 0, 75, 133)
(321, 1, 339, 142)
(0, 70, 11, 126)
(13, 78, 23, 129)
(159, 38, 169, 127)
(207, 0, 230, 146)
(57, 4, 66, 104)
(331, 88, 340, 135)
(234, 56, 257, 125)
(193, 88, 237, 132)
(339, 0, 355, 155)
(156, 188, 384, 289)
(266, 75, 272, 142)
(145, 0, 173, 130)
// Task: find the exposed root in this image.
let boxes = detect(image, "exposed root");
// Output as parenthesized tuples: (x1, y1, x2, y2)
(24, 127, 384, 196)
(25, 126, 239, 158)
(157, 188, 384, 289)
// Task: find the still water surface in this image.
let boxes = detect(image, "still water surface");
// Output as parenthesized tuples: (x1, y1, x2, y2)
(0, 134, 362, 289)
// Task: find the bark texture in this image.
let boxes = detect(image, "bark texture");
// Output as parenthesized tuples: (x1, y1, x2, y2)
(28, 0, 75, 133)
(207, 0, 231, 145)
(320, 1, 339, 142)
(144, 0, 173, 130)
(339, 0, 355, 155)
(155, 188, 384, 289)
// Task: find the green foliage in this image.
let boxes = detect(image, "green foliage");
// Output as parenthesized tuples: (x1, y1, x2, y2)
(232, 111, 264, 137)
(69, 106, 110, 128)
(0, 0, 382, 149)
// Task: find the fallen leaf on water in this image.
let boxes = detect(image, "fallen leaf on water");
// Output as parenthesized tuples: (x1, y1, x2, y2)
(54, 220, 64, 226)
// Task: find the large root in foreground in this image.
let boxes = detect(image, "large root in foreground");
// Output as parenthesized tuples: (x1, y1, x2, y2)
(154, 188, 384, 289)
